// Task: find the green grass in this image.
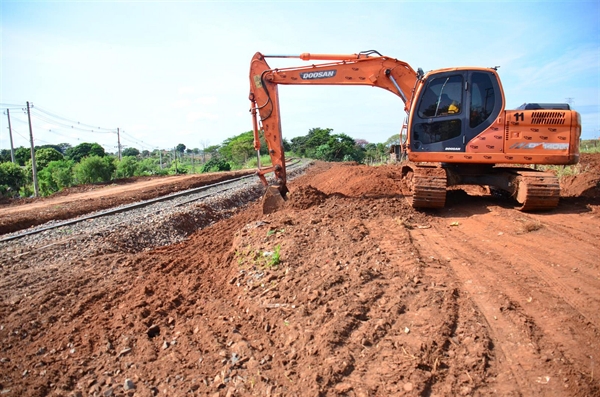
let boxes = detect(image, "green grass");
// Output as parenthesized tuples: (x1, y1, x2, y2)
(536, 163, 589, 179)
(243, 155, 273, 169)
(263, 244, 281, 269)
(581, 144, 600, 154)
(235, 244, 281, 269)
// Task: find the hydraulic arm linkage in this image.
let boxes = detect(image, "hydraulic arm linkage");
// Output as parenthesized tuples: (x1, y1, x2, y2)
(249, 50, 420, 199)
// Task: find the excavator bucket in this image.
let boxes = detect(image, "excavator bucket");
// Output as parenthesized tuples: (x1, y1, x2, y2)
(262, 186, 287, 214)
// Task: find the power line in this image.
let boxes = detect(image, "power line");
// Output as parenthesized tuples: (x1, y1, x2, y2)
(30, 111, 116, 134)
(11, 129, 29, 142)
(30, 106, 161, 150)
(34, 137, 53, 145)
(0, 103, 26, 109)
(33, 106, 117, 132)
(44, 128, 79, 141)
(119, 131, 156, 150)
(2, 102, 166, 152)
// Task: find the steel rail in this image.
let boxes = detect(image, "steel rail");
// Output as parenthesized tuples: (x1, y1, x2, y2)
(1, 160, 303, 243)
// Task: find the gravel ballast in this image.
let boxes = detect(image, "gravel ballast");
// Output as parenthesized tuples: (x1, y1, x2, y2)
(0, 163, 312, 267)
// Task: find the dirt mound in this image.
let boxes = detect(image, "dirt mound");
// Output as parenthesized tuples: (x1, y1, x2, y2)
(559, 153, 600, 197)
(288, 185, 328, 210)
(561, 173, 600, 197)
(307, 162, 403, 198)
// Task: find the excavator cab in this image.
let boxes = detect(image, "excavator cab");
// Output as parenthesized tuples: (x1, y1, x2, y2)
(408, 70, 503, 154)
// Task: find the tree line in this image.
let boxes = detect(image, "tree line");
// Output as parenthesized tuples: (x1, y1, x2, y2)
(0, 128, 397, 198)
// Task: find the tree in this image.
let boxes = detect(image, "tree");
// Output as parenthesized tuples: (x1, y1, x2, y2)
(290, 127, 333, 157)
(229, 131, 256, 164)
(15, 147, 31, 166)
(384, 134, 401, 147)
(38, 144, 65, 155)
(115, 156, 138, 178)
(176, 143, 186, 153)
(38, 159, 75, 196)
(137, 157, 165, 176)
(0, 162, 25, 197)
(73, 155, 115, 184)
(0, 149, 12, 163)
(282, 138, 291, 152)
(289, 128, 363, 161)
(34, 147, 64, 170)
(219, 131, 267, 166)
(56, 143, 72, 154)
(122, 147, 140, 157)
(66, 142, 106, 162)
(354, 139, 369, 148)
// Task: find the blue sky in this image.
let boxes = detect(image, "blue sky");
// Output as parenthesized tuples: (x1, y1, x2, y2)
(1, 0, 598, 153)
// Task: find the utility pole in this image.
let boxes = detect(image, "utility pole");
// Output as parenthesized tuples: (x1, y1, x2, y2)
(117, 128, 122, 160)
(5, 109, 16, 163)
(173, 147, 178, 174)
(26, 102, 39, 197)
(159, 149, 163, 169)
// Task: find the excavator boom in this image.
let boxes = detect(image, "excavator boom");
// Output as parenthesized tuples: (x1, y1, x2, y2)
(249, 51, 419, 210)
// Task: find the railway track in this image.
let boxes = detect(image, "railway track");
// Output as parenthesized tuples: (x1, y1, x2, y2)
(0, 160, 308, 247)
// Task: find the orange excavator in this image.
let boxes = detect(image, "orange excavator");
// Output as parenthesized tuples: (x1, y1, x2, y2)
(249, 51, 580, 212)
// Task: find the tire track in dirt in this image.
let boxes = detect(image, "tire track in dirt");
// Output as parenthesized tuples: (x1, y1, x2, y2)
(409, 210, 599, 396)
(442, 207, 600, 331)
(364, 217, 499, 396)
(218, 193, 502, 395)
(410, 224, 544, 394)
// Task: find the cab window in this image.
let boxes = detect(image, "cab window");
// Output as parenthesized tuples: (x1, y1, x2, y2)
(469, 72, 496, 128)
(413, 120, 462, 144)
(418, 75, 463, 118)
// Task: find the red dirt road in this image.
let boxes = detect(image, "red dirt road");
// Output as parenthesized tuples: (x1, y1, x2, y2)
(0, 155, 599, 396)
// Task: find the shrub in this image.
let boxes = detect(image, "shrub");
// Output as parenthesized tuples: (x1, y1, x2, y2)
(115, 156, 138, 179)
(38, 159, 75, 196)
(169, 162, 188, 175)
(73, 155, 115, 184)
(201, 158, 231, 173)
(0, 162, 25, 197)
(136, 158, 161, 175)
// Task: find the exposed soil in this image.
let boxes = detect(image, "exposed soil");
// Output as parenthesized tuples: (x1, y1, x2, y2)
(1, 155, 599, 396)
(0, 170, 254, 236)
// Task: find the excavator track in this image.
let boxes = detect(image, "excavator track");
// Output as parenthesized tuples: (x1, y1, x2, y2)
(512, 170, 560, 211)
(401, 164, 447, 209)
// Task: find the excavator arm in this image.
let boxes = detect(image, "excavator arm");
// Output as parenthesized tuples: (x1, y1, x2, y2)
(248, 51, 419, 205)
